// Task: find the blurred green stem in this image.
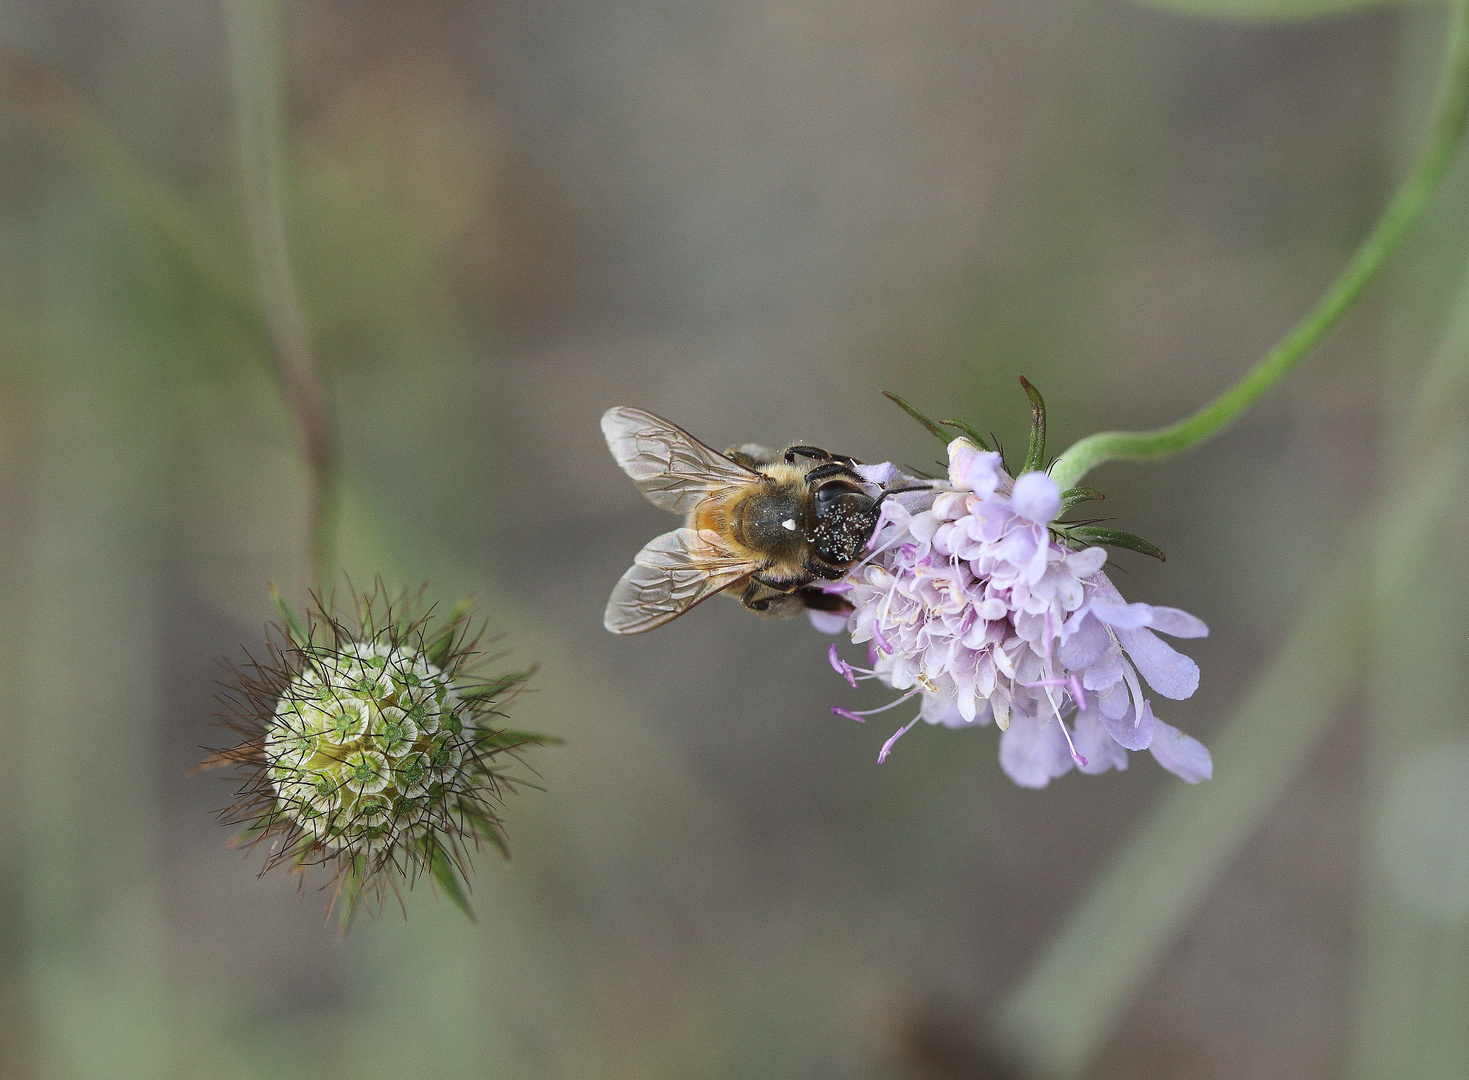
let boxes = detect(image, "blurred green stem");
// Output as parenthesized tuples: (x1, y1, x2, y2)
(224, 0, 337, 586)
(1349, 8, 1469, 1070)
(993, 8, 1469, 1076)
(993, 283, 1469, 1080)
(1049, 0, 1469, 491)
(0, 45, 254, 316)
(2, 24, 336, 586)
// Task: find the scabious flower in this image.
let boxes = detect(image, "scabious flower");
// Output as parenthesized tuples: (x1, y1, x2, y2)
(824, 440, 1212, 788)
(198, 581, 555, 927)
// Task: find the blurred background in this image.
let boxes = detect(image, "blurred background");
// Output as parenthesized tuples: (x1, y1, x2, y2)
(1, 0, 1466, 1077)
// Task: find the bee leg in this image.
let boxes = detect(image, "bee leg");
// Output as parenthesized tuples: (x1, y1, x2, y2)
(802, 558, 849, 582)
(739, 580, 805, 618)
(750, 570, 804, 591)
(739, 580, 771, 611)
(785, 445, 862, 468)
(795, 585, 855, 614)
(725, 443, 778, 468)
(783, 445, 832, 464)
(802, 461, 866, 485)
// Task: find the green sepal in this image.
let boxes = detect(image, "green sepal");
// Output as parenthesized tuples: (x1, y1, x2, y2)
(425, 597, 475, 668)
(290, 834, 315, 870)
(457, 665, 539, 702)
(477, 728, 564, 750)
(335, 854, 365, 935)
(1019, 376, 1047, 475)
(228, 815, 274, 849)
(938, 419, 993, 453)
(426, 835, 476, 922)
(461, 804, 512, 859)
(882, 391, 950, 445)
(269, 582, 310, 649)
(1064, 526, 1166, 562)
(1060, 486, 1105, 512)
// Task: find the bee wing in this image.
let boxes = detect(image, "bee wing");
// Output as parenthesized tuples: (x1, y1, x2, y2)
(602, 406, 759, 515)
(604, 528, 758, 634)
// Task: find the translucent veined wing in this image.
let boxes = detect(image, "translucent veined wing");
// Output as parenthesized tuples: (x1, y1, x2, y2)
(602, 406, 759, 516)
(604, 528, 758, 634)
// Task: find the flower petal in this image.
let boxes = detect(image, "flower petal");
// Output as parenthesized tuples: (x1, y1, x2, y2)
(1090, 599, 1207, 638)
(1098, 680, 1130, 720)
(1099, 697, 1156, 751)
(920, 692, 972, 728)
(1057, 613, 1109, 670)
(809, 609, 849, 634)
(998, 713, 1075, 788)
(908, 511, 940, 544)
(948, 441, 1003, 497)
(1066, 546, 1107, 578)
(1149, 720, 1212, 783)
(1080, 651, 1124, 691)
(1073, 712, 1129, 774)
(1142, 606, 1208, 639)
(1010, 472, 1061, 524)
(1086, 599, 1150, 630)
(855, 462, 897, 486)
(1117, 626, 1200, 700)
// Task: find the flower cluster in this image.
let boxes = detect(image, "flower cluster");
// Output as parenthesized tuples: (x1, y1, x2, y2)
(823, 442, 1212, 788)
(200, 582, 553, 927)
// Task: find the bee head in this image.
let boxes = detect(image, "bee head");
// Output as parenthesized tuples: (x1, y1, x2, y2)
(810, 484, 880, 567)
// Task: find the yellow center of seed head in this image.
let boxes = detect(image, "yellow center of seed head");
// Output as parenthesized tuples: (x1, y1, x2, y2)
(264, 642, 467, 852)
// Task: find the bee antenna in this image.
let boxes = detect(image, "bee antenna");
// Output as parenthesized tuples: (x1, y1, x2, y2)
(873, 484, 932, 506)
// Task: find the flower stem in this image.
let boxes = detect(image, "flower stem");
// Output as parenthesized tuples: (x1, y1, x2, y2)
(1048, 0, 1469, 492)
(224, 0, 338, 587)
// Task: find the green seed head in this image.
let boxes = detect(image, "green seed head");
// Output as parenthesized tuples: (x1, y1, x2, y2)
(203, 580, 556, 929)
(265, 642, 469, 853)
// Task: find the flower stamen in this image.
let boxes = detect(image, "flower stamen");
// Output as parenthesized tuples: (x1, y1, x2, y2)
(877, 712, 923, 763)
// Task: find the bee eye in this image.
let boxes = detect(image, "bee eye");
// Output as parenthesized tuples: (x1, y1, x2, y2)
(814, 485, 847, 513)
(811, 487, 881, 566)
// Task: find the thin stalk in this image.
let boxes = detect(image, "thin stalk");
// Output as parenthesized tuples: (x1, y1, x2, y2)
(1049, 0, 1469, 492)
(224, 0, 337, 586)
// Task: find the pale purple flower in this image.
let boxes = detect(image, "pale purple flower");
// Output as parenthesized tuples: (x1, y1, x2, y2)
(822, 438, 1212, 787)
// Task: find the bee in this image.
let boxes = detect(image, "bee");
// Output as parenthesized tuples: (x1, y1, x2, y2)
(602, 406, 917, 634)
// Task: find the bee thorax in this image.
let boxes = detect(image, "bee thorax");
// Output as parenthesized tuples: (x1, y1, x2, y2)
(730, 489, 810, 557)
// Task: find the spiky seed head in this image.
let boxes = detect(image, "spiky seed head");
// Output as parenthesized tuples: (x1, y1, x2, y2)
(199, 579, 555, 930)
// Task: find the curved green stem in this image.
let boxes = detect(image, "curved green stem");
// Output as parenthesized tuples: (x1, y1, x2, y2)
(1049, 0, 1469, 492)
